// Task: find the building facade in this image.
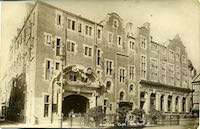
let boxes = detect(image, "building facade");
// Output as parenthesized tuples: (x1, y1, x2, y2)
(192, 74, 200, 117)
(3, 1, 193, 125)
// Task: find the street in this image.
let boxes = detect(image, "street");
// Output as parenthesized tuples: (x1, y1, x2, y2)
(0, 118, 199, 129)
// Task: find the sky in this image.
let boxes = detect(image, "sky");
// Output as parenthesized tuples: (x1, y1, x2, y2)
(0, 0, 200, 77)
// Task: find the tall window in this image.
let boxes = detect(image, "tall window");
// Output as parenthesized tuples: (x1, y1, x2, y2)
(68, 18, 76, 30)
(175, 97, 179, 112)
(97, 49, 101, 65)
(117, 36, 122, 46)
(129, 85, 134, 93)
(129, 66, 135, 80)
(85, 25, 92, 36)
(108, 32, 113, 43)
(55, 62, 60, 70)
(168, 95, 172, 112)
(182, 55, 186, 64)
(119, 91, 124, 100)
(169, 50, 174, 61)
(45, 60, 50, 80)
(56, 13, 62, 26)
(104, 99, 107, 114)
(84, 46, 92, 57)
(141, 55, 147, 79)
(182, 97, 186, 112)
(150, 59, 158, 81)
(44, 95, 49, 117)
(140, 36, 147, 49)
(67, 40, 76, 53)
(44, 33, 52, 45)
(97, 29, 102, 40)
(56, 38, 61, 56)
(105, 60, 113, 76)
(77, 22, 82, 33)
(161, 61, 166, 83)
(129, 40, 135, 50)
(168, 64, 174, 85)
(106, 81, 111, 90)
(150, 93, 156, 110)
(182, 69, 188, 88)
(113, 19, 118, 28)
(160, 95, 164, 111)
(119, 68, 126, 83)
(176, 66, 180, 86)
(161, 47, 166, 56)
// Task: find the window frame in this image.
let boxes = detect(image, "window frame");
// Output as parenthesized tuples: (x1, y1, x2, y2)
(119, 67, 126, 83)
(44, 59, 51, 80)
(107, 32, 113, 44)
(150, 58, 158, 81)
(67, 17, 76, 31)
(66, 39, 76, 53)
(113, 19, 119, 28)
(117, 35, 123, 47)
(44, 94, 50, 117)
(83, 45, 93, 58)
(140, 55, 147, 79)
(129, 65, 135, 80)
(55, 36, 61, 56)
(105, 59, 114, 76)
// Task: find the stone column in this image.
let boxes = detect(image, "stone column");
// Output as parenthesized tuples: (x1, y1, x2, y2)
(172, 95, 176, 112)
(179, 97, 183, 113)
(156, 92, 161, 111)
(164, 94, 169, 112)
(144, 91, 150, 113)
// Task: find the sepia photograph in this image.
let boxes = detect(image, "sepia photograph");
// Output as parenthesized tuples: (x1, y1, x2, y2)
(0, 0, 199, 128)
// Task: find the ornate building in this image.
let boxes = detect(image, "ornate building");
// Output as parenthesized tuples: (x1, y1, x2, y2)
(2, 1, 193, 125)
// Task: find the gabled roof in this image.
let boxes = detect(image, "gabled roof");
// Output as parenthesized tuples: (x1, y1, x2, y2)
(173, 34, 182, 42)
(192, 74, 200, 83)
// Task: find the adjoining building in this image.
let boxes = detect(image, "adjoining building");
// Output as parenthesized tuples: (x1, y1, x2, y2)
(192, 74, 200, 117)
(2, 1, 193, 125)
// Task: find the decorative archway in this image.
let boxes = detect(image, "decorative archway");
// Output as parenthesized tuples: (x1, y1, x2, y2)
(150, 93, 156, 110)
(175, 96, 179, 112)
(168, 95, 172, 112)
(51, 65, 105, 123)
(62, 94, 89, 118)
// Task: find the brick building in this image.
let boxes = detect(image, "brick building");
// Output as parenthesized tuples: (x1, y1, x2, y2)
(3, 1, 193, 125)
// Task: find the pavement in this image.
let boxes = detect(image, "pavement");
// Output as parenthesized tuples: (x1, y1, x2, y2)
(0, 118, 199, 128)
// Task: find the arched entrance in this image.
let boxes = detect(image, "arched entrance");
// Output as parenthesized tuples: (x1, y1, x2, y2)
(150, 93, 156, 110)
(63, 95, 89, 118)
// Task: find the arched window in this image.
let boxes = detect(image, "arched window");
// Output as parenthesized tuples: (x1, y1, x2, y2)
(175, 97, 179, 112)
(182, 97, 186, 112)
(160, 95, 164, 111)
(168, 95, 172, 112)
(150, 93, 156, 110)
(106, 81, 111, 90)
(119, 91, 124, 100)
(129, 85, 134, 92)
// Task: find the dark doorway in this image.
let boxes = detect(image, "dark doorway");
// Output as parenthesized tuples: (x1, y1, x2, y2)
(63, 95, 89, 118)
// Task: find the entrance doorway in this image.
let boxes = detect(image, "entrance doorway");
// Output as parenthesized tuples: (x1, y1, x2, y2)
(63, 95, 89, 118)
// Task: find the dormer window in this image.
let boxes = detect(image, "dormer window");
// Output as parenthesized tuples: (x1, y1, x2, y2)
(113, 19, 118, 28)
